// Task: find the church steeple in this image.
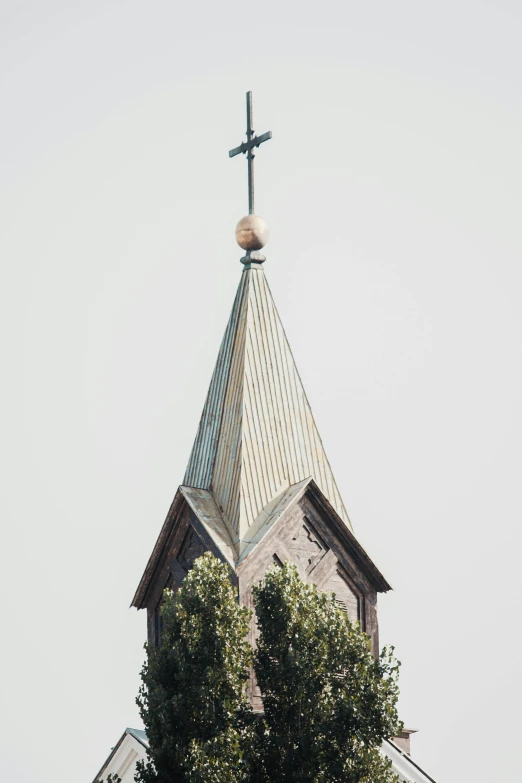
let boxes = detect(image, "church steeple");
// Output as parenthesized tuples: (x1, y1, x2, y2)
(132, 94, 389, 660)
(184, 262, 351, 542)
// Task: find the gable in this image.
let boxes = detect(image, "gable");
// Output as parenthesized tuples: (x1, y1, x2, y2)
(237, 478, 390, 595)
(92, 729, 147, 783)
(236, 479, 390, 659)
(132, 487, 236, 612)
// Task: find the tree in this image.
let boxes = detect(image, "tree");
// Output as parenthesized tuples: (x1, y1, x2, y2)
(136, 554, 402, 783)
(136, 552, 253, 783)
(251, 562, 402, 783)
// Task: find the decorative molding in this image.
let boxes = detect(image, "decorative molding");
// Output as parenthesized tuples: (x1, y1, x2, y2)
(288, 520, 327, 575)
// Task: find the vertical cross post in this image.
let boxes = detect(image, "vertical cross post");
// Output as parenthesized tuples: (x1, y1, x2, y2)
(246, 91, 255, 214)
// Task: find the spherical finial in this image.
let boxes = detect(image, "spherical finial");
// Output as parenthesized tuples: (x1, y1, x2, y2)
(235, 214, 269, 251)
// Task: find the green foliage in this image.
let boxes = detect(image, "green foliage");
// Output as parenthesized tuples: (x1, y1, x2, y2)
(135, 552, 253, 783)
(136, 553, 403, 783)
(97, 775, 121, 783)
(251, 562, 402, 783)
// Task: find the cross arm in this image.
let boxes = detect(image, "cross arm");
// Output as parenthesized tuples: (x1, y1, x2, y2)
(228, 130, 272, 158)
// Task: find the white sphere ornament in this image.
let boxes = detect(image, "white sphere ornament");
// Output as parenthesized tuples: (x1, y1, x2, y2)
(235, 214, 269, 251)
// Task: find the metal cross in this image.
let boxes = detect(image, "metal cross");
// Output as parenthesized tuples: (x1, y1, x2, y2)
(229, 91, 272, 215)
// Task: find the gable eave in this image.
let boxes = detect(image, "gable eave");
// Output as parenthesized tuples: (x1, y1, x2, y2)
(131, 487, 186, 610)
(305, 479, 392, 593)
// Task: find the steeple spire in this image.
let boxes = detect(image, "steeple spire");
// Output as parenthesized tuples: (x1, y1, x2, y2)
(184, 264, 351, 542)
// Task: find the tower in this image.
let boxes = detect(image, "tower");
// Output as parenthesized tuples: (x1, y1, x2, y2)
(131, 94, 391, 705)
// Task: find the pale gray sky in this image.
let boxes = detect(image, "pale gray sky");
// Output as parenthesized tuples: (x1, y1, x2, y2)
(1, 1, 521, 781)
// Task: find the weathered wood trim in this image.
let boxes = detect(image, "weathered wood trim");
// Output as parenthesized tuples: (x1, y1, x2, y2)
(131, 488, 186, 609)
(143, 503, 190, 612)
(304, 481, 391, 593)
(301, 495, 374, 596)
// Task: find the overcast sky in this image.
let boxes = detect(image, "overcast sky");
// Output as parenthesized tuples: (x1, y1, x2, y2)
(1, 1, 521, 782)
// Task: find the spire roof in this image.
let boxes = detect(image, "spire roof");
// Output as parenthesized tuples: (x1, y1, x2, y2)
(184, 263, 351, 542)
